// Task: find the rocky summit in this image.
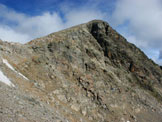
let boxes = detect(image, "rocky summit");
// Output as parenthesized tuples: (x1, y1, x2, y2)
(0, 20, 162, 122)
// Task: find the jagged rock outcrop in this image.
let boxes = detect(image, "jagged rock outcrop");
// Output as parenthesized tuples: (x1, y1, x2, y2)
(0, 20, 162, 122)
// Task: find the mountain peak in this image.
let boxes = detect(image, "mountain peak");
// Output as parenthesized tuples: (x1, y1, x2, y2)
(0, 20, 162, 122)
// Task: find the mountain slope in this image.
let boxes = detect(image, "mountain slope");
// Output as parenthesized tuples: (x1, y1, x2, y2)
(0, 20, 162, 122)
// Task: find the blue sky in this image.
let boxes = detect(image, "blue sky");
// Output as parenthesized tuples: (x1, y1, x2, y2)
(0, 0, 162, 65)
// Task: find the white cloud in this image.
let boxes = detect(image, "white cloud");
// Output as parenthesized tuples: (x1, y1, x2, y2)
(15, 12, 64, 39)
(0, 26, 29, 42)
(0, 4, 106, 43)
(111, 0, 162, 65)
(64, 9, 106, 27)
(0, 4, 65, 43)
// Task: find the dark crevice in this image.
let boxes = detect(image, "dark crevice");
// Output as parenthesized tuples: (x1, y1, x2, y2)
(88, 21, 111, 58)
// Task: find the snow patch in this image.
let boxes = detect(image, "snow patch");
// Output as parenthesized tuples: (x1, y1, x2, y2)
(3, 59, 15, 71)
(2, 59, 29, 80)
(0, 69, 15, 87)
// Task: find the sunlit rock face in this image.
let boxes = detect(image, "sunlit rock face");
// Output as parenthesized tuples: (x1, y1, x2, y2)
(0, 20, 162, 122)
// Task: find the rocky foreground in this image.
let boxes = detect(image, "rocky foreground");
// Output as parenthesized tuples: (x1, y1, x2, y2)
(0, 20, 162, 122)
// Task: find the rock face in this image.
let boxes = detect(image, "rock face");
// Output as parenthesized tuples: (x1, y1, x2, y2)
(0, 20, 162, 122)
